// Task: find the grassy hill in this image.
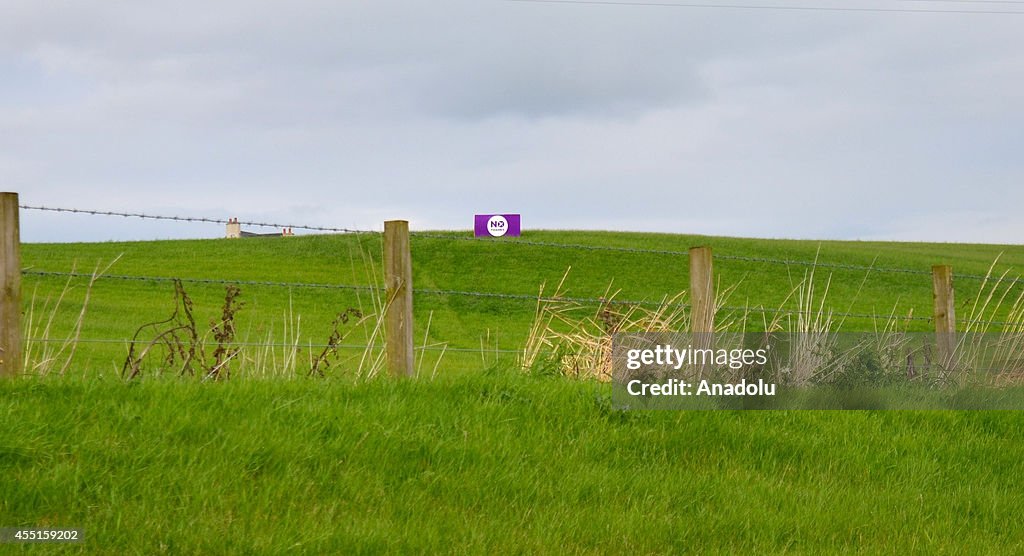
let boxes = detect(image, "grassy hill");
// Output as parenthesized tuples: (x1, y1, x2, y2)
(20, 231, 1024, 377)
(7, 231, 1024, 553)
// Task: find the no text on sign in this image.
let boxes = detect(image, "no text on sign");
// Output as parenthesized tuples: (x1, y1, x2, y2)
(474, 214, 521, 237)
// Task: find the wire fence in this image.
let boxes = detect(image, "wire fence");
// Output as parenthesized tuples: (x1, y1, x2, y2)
(19, 204, 380, 235)
(21, 270, 380, 292)
(23, 337, 508, 353)
(412, 232, 1024, 284)
(12, 201, 1024, 373)
(20, 267, 1015, 327)
(23, 203, 1021, 282)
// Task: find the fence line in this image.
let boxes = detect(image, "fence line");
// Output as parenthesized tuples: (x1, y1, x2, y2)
(18, 204, 1023, 282)
(17, 202, 1024, 282)
(19, 204, 379, 235)
(714, 254, 934, 276)
(412, 232, 694, 257)
(952, 272, 1024, 286)
(7, 196, 1024, 380)
(23, 337, 511, 353)
(19, 269, 948, 322)
(23, 268, 1011, 325)
(22, 270, 380, 292)
(412, 232, 1017, 280)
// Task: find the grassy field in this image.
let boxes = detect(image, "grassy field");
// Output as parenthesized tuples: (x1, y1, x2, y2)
(3, 370, 1024, 554)
(6, 231, 1024, 553)
(19, 231, 1024, 377)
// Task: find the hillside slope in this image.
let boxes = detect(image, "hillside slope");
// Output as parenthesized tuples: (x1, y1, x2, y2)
(20, 231, 1024, 376)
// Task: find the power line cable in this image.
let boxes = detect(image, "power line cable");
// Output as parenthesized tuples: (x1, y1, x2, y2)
(504, 0, 1024, 14)
(901, 0, 1024, 4)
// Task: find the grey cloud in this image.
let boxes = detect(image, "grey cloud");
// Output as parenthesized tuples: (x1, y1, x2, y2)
(2, 1, 1023, 242)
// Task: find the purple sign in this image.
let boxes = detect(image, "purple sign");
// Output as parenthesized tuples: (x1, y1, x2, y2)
(474, 214, 521, 237)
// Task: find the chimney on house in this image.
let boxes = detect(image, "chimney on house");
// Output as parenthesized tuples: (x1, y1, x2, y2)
(226, 217, 241, 239)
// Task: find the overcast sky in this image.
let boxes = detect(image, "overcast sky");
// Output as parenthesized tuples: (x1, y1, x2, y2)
(3, 1, 1023, 243)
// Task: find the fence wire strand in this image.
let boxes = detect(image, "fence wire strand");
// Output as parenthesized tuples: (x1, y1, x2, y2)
(24, 337, 521, 353)
(23, 269, 1018, 325)
(411, 232, 694, 257)
(25, 270, 1024, 325)
(411, 233, 949, 277)
(17, 205, 1023, 331)
(19, 204, 379, 235)
(22, 270, 379, 292)
(22, 205, 1023, 283)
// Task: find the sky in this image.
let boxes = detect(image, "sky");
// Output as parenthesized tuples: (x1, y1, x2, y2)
(2, 0, 1023, 243)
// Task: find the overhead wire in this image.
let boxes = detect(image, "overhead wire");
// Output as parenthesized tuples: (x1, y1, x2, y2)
(504, 0, 1024, 14)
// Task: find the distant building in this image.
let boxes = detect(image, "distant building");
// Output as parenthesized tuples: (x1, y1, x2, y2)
(226, 218, 293, 238)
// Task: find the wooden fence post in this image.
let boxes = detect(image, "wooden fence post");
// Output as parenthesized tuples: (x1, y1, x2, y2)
(384, 220, 414, 377)
(1, 193, 22, 378)
(932, 264, 956, 368)
(690, 246, 714, 377)
(689, 246, 715, 333)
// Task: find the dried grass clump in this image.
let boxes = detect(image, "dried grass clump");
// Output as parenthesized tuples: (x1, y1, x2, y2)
(519, 268, 691, 381)
(951, 256, 1024, 385)
(517, 260, 920, 386)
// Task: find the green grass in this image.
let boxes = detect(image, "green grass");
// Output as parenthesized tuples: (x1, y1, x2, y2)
(19, 231, 1024, 376)
(8, 232, 1024, 553)
(3, 370, 1024, 554)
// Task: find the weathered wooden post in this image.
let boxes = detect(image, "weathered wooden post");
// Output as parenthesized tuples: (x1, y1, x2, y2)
(932, 264, 957, 369)
(690, 246, 715, 333)
(1, 192, 22, 377)
(384, 220, 414, 377)
(690, 246, 714, 377)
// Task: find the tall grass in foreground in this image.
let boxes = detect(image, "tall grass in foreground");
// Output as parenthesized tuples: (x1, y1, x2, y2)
(22, 256, 120, 376)
(18, 236, 452, 382)
(4, 374, 1024, 553)
(118, 236, 403, 381)
(520, 268, 692, 381)
(951, 256, 1024, 384)
(521, 259, 1024, 387)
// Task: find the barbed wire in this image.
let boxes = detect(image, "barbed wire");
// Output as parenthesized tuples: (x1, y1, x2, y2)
(423, 289, 1018, 325)
(717, 305, 935, 323)
(22, 206, 1022, 282)
(24, 337, 523, 353)
(416, 287, 674, 307)
(22, 270, 379, 292)
(24, 269, 1011, 324)
(19, 204, 380, 235)
(411, 232, 694, 257)
(714, 254, 934, 276)
(952, 273, 1024, 286)
(410, 233, 949, 277)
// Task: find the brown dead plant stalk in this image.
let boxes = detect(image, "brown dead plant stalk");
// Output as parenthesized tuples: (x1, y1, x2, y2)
(122, 280, 245, 380)
(309, 308, 366, 377)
